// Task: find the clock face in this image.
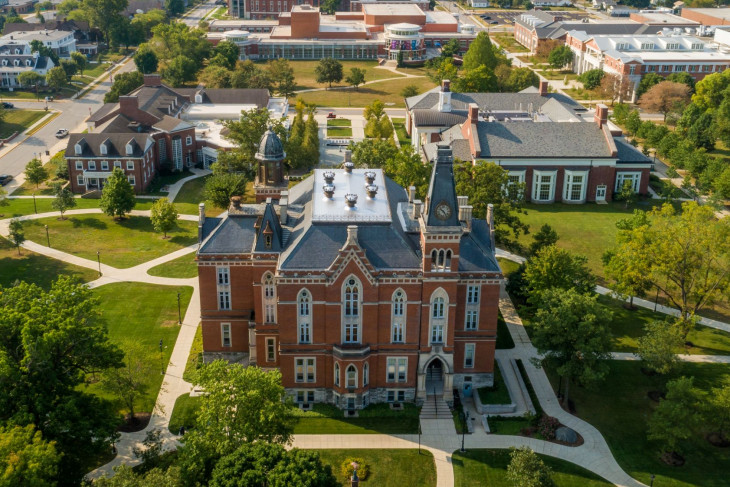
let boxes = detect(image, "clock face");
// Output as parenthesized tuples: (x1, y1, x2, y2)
(435, 201, 452, 220)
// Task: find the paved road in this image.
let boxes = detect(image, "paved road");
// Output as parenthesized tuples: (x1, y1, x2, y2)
(0, 0, 216, 181)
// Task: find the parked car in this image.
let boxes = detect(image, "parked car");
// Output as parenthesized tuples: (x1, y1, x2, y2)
(0, 174, 12, 186)
(482, 15, 491, 19)
(1, 102, 13, 109)
(489, 20, 498, 24)
(326, 112, 336, 119)
(55, 128, 69, 138)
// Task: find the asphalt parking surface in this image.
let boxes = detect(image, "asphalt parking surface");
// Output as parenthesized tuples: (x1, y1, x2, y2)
(472, 9, 593, 25)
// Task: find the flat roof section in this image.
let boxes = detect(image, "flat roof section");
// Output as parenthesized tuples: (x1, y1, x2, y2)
(362, 3, 424, 16)
(312, 169, 392, 223)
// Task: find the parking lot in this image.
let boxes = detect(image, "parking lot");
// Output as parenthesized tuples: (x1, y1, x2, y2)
(473, 9, 594, 25)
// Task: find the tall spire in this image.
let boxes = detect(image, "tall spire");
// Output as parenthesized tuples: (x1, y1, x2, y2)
(424, 145, 460, 227)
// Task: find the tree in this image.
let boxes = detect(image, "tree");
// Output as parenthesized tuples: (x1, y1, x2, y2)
(230, 60, 272, 90)
(45, 66, 67, 92)
(267, 58, 296, 97)
(531, 288, 613, 407)
(95, 465, 182, 487)
(0, 277, 123, 483)
(132, 429, 164, 469)
(149, 197, 178, 238)
(165, 0, 184, 15)
(607, 202, 730, 334)
(132, 9, 167, 39)
(0, 187, 8, 217)
(686, 111, 715, 151)
(666, 71, 696, 91)
(185, 361, 295, 458)
(134, 43, 158, 74)
(636, 72, 663, 98)
(638, 81, 691, 122)
(60, 59, 77, 79)
(598, 73, 632, 105)
(350, 138, 398, 169)
(577, 68, 604, 90)
(100, 167, 136, 219)
(101, 345, 155, 424)
(524, 245, 596, 300)
(25, 157, 48, 188)
(17, 71, 43, 98)
(453, 65, 496, 93)
(105, 71, 144, 103)
(71, 51, 86, 75)
(315, 58, 343, 88)
(617, 179, 637, 208)
(384, 145, 431, 199)
(363, 99, 392, 139)
(707, 380, 730, 444)
(440, 38, 461, 58)
(319, 0, 340, 13)
(454, 160, 528, 250)
(401, 84, 419, 98)
(345, 67, 366, 91)
(0, 425, 60, 487)
(148, 22, 210, 68)
(636, 320, 684, 375)
(30, 39, 59, 66)
(204, 173, 248, 209)
(209, 443, 338, 487)
(82, 0, 128, 45)
(506, 446, 554, 487)
(211, 40, 240, 70)
(647, 376, 705, 454)
(428, 57, 458, 84)
(547, 45, 572, 70)
(110, 16, 144, 51)
(51, 183, 77, 219)
(162, 55, 198, 87)
(198, 65, 231, 89)
(529, 224, 558, 256)
(8, 218, 25, 254)
(502, 67, 539, 92)
(692, 69, 730, 111)
(462, 32, 497, 72)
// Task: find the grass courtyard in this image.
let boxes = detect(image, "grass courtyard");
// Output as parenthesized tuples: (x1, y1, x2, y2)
(22, 215, 198, 269)
(327, 118, 353, 138)
(0, 236, 97, 289)
(84, 283, 193, 415)
(316, 449, 436, 487)
(147, 251, 198, 278)
(284, 60, 403, 91)
(545, 361, 730, 487)
(294, 77, 437, 108)
(452, 450, 612, 487)
(293, 403, 420, 435)
(172, 175, 226, 216)
(168, 393, 200, 434)
(391, 117, 411, 147)
(0, 109, 48, 138)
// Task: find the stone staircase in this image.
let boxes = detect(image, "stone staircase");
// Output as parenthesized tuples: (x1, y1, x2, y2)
(420, 394, 452, 420)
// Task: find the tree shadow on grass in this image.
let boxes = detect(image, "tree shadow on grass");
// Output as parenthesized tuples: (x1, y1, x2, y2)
(169, 234, 198, 246)
(69, 217, 108, 229)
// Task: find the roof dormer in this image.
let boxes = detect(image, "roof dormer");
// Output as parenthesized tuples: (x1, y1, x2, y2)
(75, 138, 86, 156)
(100, 139, 110, 155)
(126, 139, 136, 156)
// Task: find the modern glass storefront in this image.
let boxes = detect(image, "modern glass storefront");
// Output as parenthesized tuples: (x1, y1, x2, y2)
(256, 43, 380, 60)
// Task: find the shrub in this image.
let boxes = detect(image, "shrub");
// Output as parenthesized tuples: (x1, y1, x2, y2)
(537, 415, 560, 440)
(340, 458, 370, 481)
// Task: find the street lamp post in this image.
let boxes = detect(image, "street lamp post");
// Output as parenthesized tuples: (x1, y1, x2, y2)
(650, 474, 655, 487)
(177, 292, 182, 324)
(654, 285, 660, 312)
(97, 251, 101, 276)
(159, 339, 164, 375)
(45, 224, 50, 247)
(32, 192, 37, 214)
(460, 409, 469, 453)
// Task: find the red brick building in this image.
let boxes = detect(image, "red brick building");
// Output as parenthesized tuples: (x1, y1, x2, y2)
(196, 132, 502, 408)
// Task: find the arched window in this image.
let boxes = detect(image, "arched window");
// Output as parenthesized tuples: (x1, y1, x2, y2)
(363, 363, 369, 386)
(298, 289, 311, 344)
(445, 249, 452, 269)
(342, 277, 361, 344)
(430, 290, 448, 344)
(262, 273, 276, 323)
(334, 362, 340, 387)
(431, 249, 437, 270)
(346, 365, 357, 388)
(432, 297, 444, 319)
(392, 290, 404, 316)
(391, 289, 405, 343)
(438, 250, 445, 268)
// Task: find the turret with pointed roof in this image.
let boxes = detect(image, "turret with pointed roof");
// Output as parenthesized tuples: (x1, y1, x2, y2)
(254, 129, 288, 203)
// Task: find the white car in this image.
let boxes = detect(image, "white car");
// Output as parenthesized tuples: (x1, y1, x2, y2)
(55, 129, 69, 138)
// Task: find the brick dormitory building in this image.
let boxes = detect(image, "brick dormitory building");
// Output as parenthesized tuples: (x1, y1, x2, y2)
(196, 129, 502, 408)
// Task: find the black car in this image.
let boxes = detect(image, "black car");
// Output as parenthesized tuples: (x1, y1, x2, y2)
(0, 174, 13, 186)
(1, 102, 13, 109)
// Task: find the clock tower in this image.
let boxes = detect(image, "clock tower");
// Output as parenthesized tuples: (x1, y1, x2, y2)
(423, 144, 460, 228)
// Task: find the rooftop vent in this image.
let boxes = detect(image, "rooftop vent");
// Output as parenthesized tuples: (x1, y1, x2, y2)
(364, 171, 376, 185)
(365, 185, 378, 198)
(345, 193, 358, 208)
(323, 171, 335, 184)
(323, 184, 335, 199)
(344, 161, 354, 173)
(230, 196, 242, 209)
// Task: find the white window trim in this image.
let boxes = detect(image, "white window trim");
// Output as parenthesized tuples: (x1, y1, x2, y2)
(114, 161, 122, 169)
(386, 357, 408, 383)
(88, 161, 96, 170)
(429, 289, 448, 345)
(532, 170, 557, 202)
(334, 362, 340, 386)
(391, 289, 406, 343)
(262, 273, 276, 323)
(298, 289, 311, 344)
(295, 357, 316, 383)
(126, 161, 134, 170)
(464, 343, 475, 368)
(101, 161, 109, 171)
(128, 175, 136, 186)
(221, 322, 231, 347)
(342, 276, 361, 344)
(615, 171, 641, 193)
(218, 290, 231, 310)
(345, 364, 358, 389)
(563, 169, 589, 203)
(506, 170, 526, 197)
(266, 337, 276, 362)
(76, 175, 84, 185)
(75, 161, 83, 170)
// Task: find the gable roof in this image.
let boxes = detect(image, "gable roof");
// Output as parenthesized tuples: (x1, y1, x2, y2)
(66, 133, 154, 158)
(152, 115, 194, 133)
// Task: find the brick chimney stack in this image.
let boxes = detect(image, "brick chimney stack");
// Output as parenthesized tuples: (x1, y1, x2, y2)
(119, 96, 138, 116)
(539, 80, 548, 96)
(438, 79, 452, 113)
(594, 104, 609, 129)
(143, 74, 162, 87)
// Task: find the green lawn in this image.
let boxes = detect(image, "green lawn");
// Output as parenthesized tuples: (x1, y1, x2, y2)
(496, 312, 515, 349)
(491, 34, 529, 53)
(497, 257, 521, 278)
(168, 393, 201, 434)
(327, 127, 353, 137)
(293, 403, 420, 434)
(145, 169, 193, 195)
(0, 90, 42, 100)
(544, 361, 730, 487)
(84, 283, 193, 415)
(173, 175, 225, 216)
(0, 236, 97, 289)
(316, 449, 436, 487)
(391, 117, 411, 147)
(183, 325, 203, 382)
(453, 450, 612, 487)
(327, 118, 351, 127)
(22, 215, 198, 269)
(147, 251, 198, 278)
(0, 197, 159, 217)
(293, 77, 437, 108)
(284, 61, 402, 91)
(0, 109, 47, 138)
(477, 364, 511, 405)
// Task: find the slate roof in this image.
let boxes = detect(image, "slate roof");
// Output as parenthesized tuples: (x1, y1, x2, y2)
(153, 115, 194, 133)
(199, 216, 258, 254)
(128, 85, 188, 120)
(615, 138, 652, 163)
(459, 221, 500, 272)
(87, 103, 119, 124)
(406, 89, 584, 114)
(176, 88, 270, 106)
(66, 133, 153, 158)
(411, 109, 467, 128)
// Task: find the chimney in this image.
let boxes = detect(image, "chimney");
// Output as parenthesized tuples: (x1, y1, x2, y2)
(594, 104, 608, 129)
(143, 74, 162, 87)
(230, 196, 242, 209)
(412, 199, 422, 219)
(198, 203, 205, 243)
(344, 149, 352, 162)
(457, 195, 468, 207)
(468, 103, 479, 124)
(119, 96, 138, 116)
(459, 205, 473, 229)
(438, 79, 452, 113)
(346, 225, 358, 246)
(539, 80, 548, 96)
(408, 186, 416, 203)
(486, 203, 495, 251)
(279, 191, 288, 225)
